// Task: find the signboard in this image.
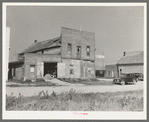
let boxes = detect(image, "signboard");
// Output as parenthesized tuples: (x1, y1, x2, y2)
(57, 63, 65, 78)
(95, 55, 105, 58)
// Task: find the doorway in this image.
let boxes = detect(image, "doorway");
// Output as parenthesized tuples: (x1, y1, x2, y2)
(44, 62, 57, 78)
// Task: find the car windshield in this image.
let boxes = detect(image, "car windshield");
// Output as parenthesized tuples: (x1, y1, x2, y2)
(126, 74, 134, 77)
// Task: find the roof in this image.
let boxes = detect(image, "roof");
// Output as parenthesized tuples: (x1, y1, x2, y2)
(19, 37, 60, 55)
(105, 64, 117, 68)
(9, 61, 24, 65)
(117, 51, 143, 65)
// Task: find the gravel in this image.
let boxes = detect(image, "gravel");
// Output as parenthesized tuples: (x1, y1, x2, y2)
(6, 81, 144, 97)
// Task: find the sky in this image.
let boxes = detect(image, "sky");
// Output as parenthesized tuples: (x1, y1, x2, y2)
(6, 5, 144, 67)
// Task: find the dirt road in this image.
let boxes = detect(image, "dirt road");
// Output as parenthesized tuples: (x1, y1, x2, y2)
(6, 81, 144, 97)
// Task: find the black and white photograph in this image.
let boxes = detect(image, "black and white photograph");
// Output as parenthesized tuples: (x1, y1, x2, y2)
(2, 3, 147, 120)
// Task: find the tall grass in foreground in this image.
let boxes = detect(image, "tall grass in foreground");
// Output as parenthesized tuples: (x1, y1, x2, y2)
(6, 89, 143, 111)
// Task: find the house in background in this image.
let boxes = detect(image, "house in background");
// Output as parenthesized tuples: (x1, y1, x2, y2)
(8, 27, 95, 80)
(105, 51, 143, 78)
(105, 64, 117, 78)
(117, 51, 143, 77)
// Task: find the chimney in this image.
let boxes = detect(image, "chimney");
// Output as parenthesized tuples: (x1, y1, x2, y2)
(123, 52, 126, 56)
(34, 40, 37, 43)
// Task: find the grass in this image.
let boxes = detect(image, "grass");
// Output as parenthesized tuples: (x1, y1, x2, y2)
(58, 78, 113, 86)
(6, 89, 143, 111)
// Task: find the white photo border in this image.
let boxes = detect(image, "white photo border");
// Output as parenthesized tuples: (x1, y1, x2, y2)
(2, 2, 147, 120)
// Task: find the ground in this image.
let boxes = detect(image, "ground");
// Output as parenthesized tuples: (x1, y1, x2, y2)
(6, 80, 144, 97)
(6, 79, 144, 111)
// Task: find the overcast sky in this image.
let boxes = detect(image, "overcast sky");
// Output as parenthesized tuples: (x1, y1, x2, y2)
(6, 5, 144, 66)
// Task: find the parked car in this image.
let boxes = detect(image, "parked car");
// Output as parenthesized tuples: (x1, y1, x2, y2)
(113, 73, 139, 85)
(133, 73, 144, 81)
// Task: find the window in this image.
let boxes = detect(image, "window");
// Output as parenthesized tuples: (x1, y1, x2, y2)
(30, 65, 35, 72)
(87, 46, 90, 56)
(120, 69, 122, 75)
(70, 69, 74, 74)
(68, 43, 72, 55)
(107, 71, 110, 76)
(77, 46, 81, 53)
(77, 46, 81, 59)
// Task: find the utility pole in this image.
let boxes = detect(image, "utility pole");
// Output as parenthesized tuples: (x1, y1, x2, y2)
(80, 26, 82, 31)
(102, 49, 104, 67)
(14, 51, 16, 61)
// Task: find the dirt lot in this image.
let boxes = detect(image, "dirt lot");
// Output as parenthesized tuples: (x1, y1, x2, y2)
(6, 81, 144, 97)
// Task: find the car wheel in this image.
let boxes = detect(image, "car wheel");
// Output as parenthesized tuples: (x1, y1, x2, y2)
(121, 80, 125, 85)
(133, 79, 137, 85)
(112, 80, 115, 84)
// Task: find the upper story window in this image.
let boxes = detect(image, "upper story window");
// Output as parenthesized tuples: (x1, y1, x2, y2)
(77, 46, 81, 53)
(87, 46, 90, 56)
(77, 46, 81, 59)
(68, 43, 72, 55)
(70, 69, 74, 74)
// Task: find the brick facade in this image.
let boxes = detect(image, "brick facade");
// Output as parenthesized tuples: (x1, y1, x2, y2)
(24, 53, 61, 79)
(62, 59, 95, 79)
(60, 27, 95, 79)
(9, 27, 95, 80)
(61, 27, 95, 61)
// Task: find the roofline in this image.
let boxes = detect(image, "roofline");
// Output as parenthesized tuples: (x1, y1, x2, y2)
(61, 27, 95, 35)
(116, 63, 143, 65)
(19, 36, 60, 55)
(9, 61, 24, 64)
(24, 53, 61, 56)
(105, 64, 117, 66)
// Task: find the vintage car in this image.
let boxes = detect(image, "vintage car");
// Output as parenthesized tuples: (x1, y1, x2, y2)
(113, 73, 140, 85)
(133, 73, 144, 81)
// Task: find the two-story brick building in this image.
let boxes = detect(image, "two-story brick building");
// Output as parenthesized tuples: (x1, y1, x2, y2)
(8, 27, 95, 80)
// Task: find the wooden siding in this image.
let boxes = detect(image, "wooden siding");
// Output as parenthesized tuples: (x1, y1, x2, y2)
(105, 65, 118, 78)
(118, 65, 143, 74)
